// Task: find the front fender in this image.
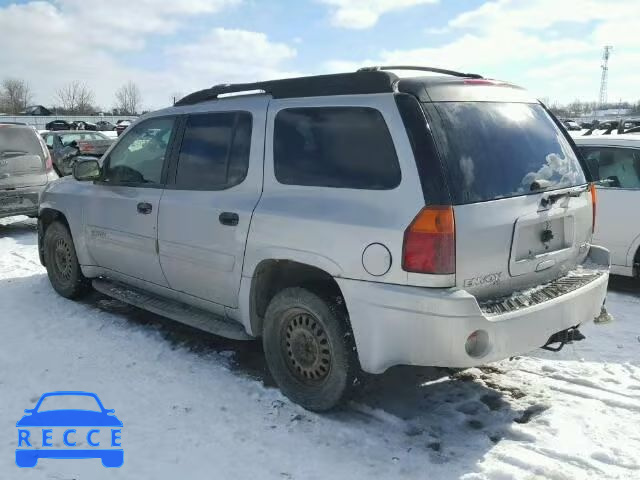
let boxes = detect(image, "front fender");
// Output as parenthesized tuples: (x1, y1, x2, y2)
(39, 179, 95, 267)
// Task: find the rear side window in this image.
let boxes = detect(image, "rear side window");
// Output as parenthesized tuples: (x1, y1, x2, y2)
(274, 107, 400, 189)
(175, 111, 252, 190)
(0, 127, 44, 159)
(580, 147, 640, 189)
(424, 102, 586, 204)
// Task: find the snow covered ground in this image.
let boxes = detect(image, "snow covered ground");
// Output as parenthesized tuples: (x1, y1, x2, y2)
(1, 216, 639, 480)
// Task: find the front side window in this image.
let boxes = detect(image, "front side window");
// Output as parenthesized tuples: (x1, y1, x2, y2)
(581, 147, 640, 189)
(273, 106, 401, 189)
(424, 102, 587, 204)
(103, 116, 175, 185)
(174, 111, 252, 190)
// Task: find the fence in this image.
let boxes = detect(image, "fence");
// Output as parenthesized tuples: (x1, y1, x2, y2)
(0, 115, 138, 130)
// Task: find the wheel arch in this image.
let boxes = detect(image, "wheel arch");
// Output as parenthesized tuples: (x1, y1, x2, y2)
(247, 258, 349, 338)
(38, 208, 71, 266)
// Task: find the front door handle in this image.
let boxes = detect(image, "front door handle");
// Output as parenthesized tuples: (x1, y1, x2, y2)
(219, 212, 239, 226)
(137, 202, 152, 215)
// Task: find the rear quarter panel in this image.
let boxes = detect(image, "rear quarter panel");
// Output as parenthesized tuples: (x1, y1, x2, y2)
(244, 93, 429, 286)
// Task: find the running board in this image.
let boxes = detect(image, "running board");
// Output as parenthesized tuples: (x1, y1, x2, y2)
(92, 278, 252, 341)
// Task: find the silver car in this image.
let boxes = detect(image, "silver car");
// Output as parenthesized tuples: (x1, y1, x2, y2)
(0, 124, 57, 220)
(37, 67, 610, 411)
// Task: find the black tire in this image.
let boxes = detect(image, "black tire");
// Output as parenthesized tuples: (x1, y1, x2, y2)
(43, 221, 91, 299)
(263, 287, 359, 411)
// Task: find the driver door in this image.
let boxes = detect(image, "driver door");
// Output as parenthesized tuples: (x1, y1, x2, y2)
(83, 115, 177, 286)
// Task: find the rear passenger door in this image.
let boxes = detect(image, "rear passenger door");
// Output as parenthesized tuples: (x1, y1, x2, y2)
(581, 146, 640, 268)
(158, 99, 266, 308)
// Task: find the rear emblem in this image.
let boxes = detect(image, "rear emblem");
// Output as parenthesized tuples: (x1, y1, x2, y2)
(541, 229, 554, 243)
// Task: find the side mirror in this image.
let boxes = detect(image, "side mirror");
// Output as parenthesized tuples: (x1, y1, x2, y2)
(73, 159, 101, 181)
(24, 409, 33, 414)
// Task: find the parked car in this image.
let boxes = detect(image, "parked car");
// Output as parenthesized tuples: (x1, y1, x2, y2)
(96, 121, 116, 131)
(70, 121, 97, 131)
(115, 120, 131, 136)
(41, 131, 113, 176)
(37, 68, 610, 411)
(45, 120, 73, 131)
(561, 119, 581, 131)
(575, 135, 640, 277)
(0, 124, 57, 219)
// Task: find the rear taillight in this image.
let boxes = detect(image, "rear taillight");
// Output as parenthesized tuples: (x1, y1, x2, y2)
(45, 152, 53, 173)
(402, 206, 455, 274)
(590, 183, 597, 233)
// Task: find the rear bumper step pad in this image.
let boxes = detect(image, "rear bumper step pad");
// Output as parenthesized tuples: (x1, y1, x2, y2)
(479, 272, 604, 316)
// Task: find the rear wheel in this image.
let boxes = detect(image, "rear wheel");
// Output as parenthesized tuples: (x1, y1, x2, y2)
(263, 287, 359, 411)
(43, 221, 91, 299)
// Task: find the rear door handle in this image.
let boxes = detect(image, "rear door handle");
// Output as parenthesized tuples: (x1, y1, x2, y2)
(137, 202, 152, 215)
(219, 212, 239, 226)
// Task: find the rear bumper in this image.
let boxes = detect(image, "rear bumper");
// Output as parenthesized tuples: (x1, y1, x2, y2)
(338, 245, 610, 374)
(0, 185, 46, 218)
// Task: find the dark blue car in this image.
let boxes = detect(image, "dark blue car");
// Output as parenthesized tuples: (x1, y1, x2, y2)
(16, 391, 123, 468)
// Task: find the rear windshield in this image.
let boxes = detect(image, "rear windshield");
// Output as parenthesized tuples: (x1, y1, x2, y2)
(0, 127, 43, 158)
(424, 102, 586, 204)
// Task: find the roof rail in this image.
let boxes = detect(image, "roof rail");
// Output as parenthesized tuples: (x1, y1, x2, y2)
(358, 65, 483, 79)
(175, 71, 397, 106)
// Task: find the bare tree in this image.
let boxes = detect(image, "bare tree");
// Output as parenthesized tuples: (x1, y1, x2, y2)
(0, 78, 33, 114)
(55, 81, 95, 114)
(114, 81, 142, 115)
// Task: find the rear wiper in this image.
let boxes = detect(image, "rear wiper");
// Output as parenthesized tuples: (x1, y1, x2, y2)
(0, 150, 29, 158)
(540, 185, 589, 208)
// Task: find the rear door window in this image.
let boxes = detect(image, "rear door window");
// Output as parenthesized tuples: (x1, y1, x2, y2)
(174, 111, 252, 190)
(424, 102, 586, 204)
(580, 147, 640, 189)
(273, 107, 400, 189)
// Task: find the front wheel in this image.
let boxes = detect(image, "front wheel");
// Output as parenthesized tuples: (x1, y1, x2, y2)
(43, 221, 91, 299)
(263, 287, 359, 411)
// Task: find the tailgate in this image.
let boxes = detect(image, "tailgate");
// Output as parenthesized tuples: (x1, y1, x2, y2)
(455, 187, 592, 299)
(0, 153, 48, 189)
(422, 100, 592, 299)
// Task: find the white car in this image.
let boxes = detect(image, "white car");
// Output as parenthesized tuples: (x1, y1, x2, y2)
(575, 134, 640, 277)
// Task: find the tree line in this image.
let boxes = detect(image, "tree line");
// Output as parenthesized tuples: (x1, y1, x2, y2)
(542, 98, 640, 118)
(0, 78, 143, 115)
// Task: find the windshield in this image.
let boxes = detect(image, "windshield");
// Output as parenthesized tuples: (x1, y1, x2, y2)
(37, 394, 102, 412)
(0, 127, 43, 158)
(424, 102, 586, 204)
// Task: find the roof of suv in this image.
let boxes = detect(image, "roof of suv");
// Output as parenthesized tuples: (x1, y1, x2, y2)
(176, 67, 538, 106)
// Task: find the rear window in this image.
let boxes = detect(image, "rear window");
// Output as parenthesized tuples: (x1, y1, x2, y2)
(0, 127, 44, 158)
(424, 102, 586, 204)
(274, 107, 400, 189)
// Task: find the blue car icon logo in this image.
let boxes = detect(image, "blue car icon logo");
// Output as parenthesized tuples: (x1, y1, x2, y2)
(16, 391, 123, 468)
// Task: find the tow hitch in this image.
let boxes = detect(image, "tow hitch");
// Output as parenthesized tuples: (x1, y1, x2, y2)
(541, 327, 585, 352)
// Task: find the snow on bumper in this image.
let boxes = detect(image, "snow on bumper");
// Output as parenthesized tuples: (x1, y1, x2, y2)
(338, 246, 610, 374)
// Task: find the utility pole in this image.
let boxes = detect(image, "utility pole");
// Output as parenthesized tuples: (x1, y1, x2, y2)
(598, 45, 613, 110)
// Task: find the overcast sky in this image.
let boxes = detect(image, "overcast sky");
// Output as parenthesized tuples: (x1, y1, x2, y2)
(1, 0, 638, 111)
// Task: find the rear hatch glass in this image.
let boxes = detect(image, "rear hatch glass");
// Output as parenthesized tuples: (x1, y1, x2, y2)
(423, 102, 591, 300)
(0, 127, 48, 189)
(424, 102, 586, 204)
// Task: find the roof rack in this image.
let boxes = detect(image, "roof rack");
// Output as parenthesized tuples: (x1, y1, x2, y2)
(175, 70, 398, 106)
(358, 65, 483, 79)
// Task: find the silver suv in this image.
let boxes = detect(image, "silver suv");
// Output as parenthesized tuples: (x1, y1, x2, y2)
(1, 124, 57, 219)
(37, 67, 610, 410)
